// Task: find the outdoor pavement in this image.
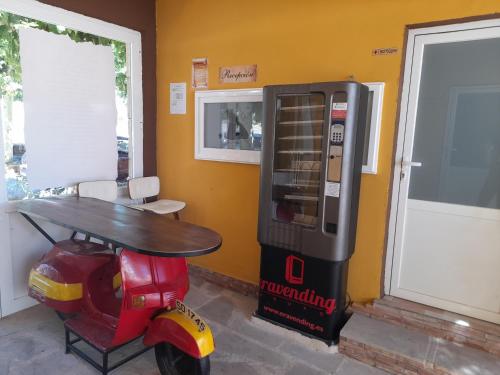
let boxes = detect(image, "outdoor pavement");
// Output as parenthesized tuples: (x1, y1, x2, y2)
(0, 274, 388, 375)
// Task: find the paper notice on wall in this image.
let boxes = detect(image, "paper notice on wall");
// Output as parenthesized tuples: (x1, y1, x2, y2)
(19, 27, 117, 191)
(192, 58, 208, 89)
(170, 82, 186, 114)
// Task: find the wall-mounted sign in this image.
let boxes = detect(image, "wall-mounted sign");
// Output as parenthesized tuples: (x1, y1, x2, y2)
(372, 47, 398, 56)
(219, 64, 257, 84)
(170, 82, 186, 114)
(192, 58, 208, 89)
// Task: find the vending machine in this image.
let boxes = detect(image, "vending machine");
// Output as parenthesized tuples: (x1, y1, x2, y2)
(256, 81, 368, 343)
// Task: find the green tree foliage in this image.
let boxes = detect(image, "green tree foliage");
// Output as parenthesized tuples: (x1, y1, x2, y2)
(0, 11, 127, 101)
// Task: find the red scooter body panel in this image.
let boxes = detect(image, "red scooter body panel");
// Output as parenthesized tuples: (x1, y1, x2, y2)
(28, 240, 115, 314)
(33, 240, 110, 283)
(112, 249, 189, 346)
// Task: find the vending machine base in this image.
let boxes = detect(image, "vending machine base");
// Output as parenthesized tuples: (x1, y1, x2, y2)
(256, 245, 349, 344)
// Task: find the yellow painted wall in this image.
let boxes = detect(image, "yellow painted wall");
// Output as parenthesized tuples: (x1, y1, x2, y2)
(156, 0, 500, 302)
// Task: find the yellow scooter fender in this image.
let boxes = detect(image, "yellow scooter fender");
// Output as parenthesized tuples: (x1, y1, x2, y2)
(144, 301, 215, 359)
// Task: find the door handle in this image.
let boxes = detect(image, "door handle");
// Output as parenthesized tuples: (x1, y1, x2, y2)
(402, 160, 423, 168)
(400, 160, 422, 180)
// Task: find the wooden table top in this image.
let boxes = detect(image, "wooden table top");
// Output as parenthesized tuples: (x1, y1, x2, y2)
(16, 197, 222, 257)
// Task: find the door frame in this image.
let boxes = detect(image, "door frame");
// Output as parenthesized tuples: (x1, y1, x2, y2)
(384, 17, 500, 320)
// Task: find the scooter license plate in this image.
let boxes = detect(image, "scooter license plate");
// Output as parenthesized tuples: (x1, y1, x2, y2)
(176, 300, 207, 332)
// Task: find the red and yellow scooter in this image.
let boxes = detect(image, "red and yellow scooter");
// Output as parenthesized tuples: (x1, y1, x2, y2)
(28, 239, 214, 375)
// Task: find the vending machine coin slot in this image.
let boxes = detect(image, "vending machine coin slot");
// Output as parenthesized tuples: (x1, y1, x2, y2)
(325, 222, 338, 234)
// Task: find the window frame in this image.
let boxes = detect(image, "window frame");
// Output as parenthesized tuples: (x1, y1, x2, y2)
(0, 0, 144, 202)
(362, 82, 385, 174)
(194, 88, 263, 164)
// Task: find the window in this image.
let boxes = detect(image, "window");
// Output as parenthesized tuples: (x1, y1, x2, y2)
(0, 2, 143, 201)
(195, 84, 384, 172)
(195, 89, 263, 164)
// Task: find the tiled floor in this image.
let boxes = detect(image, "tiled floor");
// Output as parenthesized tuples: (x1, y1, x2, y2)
(0, 274, 387, 375)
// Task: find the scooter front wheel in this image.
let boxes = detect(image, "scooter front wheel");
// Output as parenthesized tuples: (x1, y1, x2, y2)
(155, 343, 210, 375)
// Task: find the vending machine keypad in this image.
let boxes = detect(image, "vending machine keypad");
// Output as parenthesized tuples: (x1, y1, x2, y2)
(327, 123, 345, 182)
(330, 124, 344, 144)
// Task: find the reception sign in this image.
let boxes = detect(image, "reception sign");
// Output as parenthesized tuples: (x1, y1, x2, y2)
(219, 64, 257, 83)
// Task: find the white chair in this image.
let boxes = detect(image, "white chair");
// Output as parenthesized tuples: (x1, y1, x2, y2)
(128, 176, 185, 220)
(78, 180, 118, 202)
(77, 180, 118, 244)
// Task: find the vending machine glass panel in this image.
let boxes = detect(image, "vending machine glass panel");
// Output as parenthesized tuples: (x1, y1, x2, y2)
(272, 93, 325, 228)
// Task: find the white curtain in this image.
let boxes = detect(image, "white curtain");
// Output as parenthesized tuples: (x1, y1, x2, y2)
(19, 27, 117, 190)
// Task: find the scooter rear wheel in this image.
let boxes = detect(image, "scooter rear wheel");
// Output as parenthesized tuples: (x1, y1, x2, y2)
(155, 343, 210, 375)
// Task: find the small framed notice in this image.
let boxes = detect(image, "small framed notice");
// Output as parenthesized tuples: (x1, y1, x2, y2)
(170, 82, 186, 115)
(219, 64, 257, 84)
(192, 58, 208, 89)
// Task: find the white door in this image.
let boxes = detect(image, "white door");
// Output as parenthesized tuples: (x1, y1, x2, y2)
(387, 20, 500, 324)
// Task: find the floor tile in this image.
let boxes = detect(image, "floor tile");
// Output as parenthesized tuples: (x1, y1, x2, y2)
(210, 360, 262, 375)
(214, 328, 289, 370)
(433, 338, 500, 375)
(197, 296, 237, 325)
(228, 316, 286, 350)
(0, 304, 54, 337)
(335, 358, 390, 375)
(184, 284, 217, 309)
(341, 313, 431, 363)
(286, 362, 329, 375)
(279, 340, 343, 373)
